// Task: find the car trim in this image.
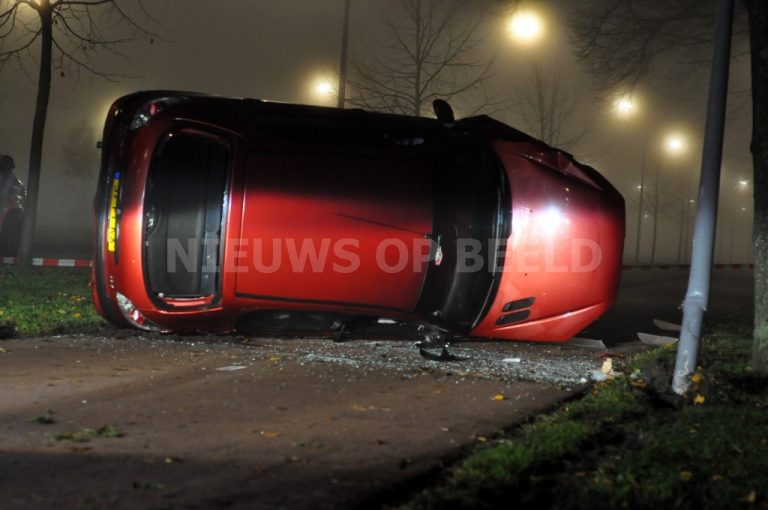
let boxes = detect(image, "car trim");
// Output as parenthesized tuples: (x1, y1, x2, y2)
(470, 157, 511, 330)
(234, 292, 411, 315)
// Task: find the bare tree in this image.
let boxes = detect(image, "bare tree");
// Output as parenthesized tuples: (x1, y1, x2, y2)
(566, 0, 768, 373)
(348, 0, 496, 117)
(510, 56, 590, 151)
(0, 0, 154, 264)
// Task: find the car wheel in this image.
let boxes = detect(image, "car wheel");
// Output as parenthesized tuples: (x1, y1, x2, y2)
(0, 210, 22, 257)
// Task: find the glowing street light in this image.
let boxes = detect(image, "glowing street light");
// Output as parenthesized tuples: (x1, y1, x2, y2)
(615, 95, 635, 118)
(314, 79, 334, 97)
(664, 133, 687, 155)
(507, 10, 544, 44)
(307, 74, 337, 105)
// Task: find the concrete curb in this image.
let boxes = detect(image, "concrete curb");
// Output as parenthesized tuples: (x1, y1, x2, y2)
(1, 257, 91, 268)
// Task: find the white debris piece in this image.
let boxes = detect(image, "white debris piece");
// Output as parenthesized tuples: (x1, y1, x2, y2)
(568, 337, 607, 349)
(502, 357, 522, 363)
(637, 332, 678, 346)
(215, 365, 247, 371)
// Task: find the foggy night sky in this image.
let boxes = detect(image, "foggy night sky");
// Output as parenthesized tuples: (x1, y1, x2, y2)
(0, 0, 755, 263)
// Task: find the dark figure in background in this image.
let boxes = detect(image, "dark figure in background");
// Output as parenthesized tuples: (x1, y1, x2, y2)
(0, 154, 25, 257)
(0, 155, 15, 199)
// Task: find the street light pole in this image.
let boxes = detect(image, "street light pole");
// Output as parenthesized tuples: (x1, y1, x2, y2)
(635, 127, 649, 263)
(672, 0, 735, 395)
(337, 0, 351, 109)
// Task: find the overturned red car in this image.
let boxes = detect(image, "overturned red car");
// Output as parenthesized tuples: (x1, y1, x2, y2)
(91, 91, 624, 342)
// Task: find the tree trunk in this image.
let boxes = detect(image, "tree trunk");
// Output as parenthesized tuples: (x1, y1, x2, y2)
(745, 0, 768, 373)
(16, 4, 53, 266)
(414, 0, 422, 116)
(635, 128, 650, 264)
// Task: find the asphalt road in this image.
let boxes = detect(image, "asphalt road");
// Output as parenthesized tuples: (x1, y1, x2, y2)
(1, 335, 609, 510)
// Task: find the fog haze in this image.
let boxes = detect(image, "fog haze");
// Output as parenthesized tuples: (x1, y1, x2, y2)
(0, 0, 754, 263)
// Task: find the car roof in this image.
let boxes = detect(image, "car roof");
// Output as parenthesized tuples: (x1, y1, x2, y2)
(115, 90, 544, 151)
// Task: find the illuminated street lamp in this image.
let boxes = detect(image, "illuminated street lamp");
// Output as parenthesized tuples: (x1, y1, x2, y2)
(615, 94, 635, 118)
(507, 9, 544, 44)
(308, 75, 337, 105)
(315, 79, 334, 97)
(664, 133, 687, 155)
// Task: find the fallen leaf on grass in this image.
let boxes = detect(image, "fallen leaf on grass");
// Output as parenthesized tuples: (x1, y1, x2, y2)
(693, 394, 706, 405)
(268, 356, 281, 362)
(492, 394, 505, 401)
(691, 373, 703, 384)
(679, 470, 693, 482)
(742, 491, 757, 503)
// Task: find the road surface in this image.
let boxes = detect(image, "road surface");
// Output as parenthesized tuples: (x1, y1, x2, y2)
(0, 334, 609, 510)
(0, 269, 753, 509)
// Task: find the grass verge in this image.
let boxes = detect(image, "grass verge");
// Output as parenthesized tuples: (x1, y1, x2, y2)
(401, 324, 768, 510)
(0, 266, 105, 336)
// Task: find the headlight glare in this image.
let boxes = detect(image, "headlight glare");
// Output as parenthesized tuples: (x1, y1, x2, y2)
(115, 292, 170, 333)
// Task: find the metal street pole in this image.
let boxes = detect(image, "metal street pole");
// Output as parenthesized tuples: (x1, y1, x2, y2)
(635, 166, 646, 263)
(337, 0, 352, 109)
(672, 0, 734, 395)
(635, 127, 650, 264)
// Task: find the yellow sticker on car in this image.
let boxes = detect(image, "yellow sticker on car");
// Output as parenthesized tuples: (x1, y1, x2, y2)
(107, 174, 120, 252)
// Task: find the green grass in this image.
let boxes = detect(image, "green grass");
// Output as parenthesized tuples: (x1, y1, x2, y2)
(402, 324, 768, 510)
(0, 266, 105, 335)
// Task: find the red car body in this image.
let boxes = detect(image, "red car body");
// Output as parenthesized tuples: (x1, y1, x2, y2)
(91, 91, 624, 341)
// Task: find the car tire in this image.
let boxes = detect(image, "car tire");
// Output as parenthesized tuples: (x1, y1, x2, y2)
(0, 210, 22, 257)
